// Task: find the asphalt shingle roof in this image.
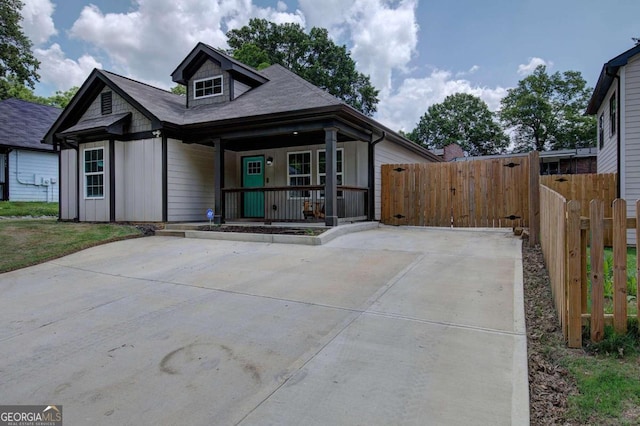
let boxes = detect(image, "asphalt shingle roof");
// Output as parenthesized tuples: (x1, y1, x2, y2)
(0, 98, 61, 150)
(96, 65, 345, 126)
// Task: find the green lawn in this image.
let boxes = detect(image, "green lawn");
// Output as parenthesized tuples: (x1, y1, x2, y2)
(565, 350, 640, 425)
(0, 201, 59, 217)
(0, 220, 143, 273)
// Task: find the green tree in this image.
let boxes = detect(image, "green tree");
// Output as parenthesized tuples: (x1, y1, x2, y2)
(408, 93, 509, 156)
(0, 0, 40, 99)
(499, 65, 596, 152)
(170, 85, 186, 96)
(46, 86, 78, 108)
(226, 19, 379, 116)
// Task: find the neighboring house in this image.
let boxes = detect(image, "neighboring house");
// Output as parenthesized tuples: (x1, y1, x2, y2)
(429, 143, 466, 162)
(44, 43, 439, 225)
(586, 43, 640, 244)
(587, 43, 640, 201)
(0, 98, 61, 202)
(449, 147, 597, 174)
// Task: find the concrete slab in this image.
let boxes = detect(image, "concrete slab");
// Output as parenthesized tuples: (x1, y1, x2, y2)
(0, 226, 527, 425)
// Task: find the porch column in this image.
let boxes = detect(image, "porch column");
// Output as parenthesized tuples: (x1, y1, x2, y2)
(324, 127, 339, 226)
(213, 138, 225, 224)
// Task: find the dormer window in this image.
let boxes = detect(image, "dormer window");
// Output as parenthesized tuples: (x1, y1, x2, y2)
(194, 76, 223, 99)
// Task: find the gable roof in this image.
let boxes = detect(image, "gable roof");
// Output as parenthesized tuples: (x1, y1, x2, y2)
(44, 43, 439, 162)
(586, 43, 640, 115)
(0, 98, 60, 151)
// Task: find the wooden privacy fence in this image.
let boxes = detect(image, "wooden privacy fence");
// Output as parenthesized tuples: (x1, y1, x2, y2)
(540, 186, 640, 348)
(381, 152, 540, 238)
(541, 173, 617, 245)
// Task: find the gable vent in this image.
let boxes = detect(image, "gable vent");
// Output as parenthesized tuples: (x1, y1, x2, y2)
(101, 91, 112, 115)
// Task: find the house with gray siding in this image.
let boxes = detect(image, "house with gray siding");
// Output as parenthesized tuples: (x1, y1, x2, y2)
(0, 98, 61, 202)
(587, 43, 640, 243)
(44, 43, 439, 225)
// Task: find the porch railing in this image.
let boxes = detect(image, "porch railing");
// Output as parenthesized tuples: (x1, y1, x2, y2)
(222, 185, 368, 223)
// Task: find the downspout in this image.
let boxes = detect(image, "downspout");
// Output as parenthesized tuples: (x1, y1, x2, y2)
(368, 131, 386, 220)
(606, 66, 621, 197)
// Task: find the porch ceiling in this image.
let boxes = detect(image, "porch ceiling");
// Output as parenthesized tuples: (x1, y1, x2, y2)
(222, 130, 353, 152)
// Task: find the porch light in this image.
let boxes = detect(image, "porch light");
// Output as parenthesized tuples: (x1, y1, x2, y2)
(266, 156, 273, 166)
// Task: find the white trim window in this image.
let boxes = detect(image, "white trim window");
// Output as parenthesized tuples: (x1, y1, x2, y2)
(318, 148, 344, 197)
(84, 147, 104, 199)
(287, 151, 311, 198)
(193, 76, 223, 99)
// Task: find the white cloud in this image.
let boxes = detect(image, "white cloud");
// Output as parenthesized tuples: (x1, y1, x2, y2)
(375, 68, 508, 132)
(34, 44, 102, 90)
(67, 0, 304, 88)
(517, 57, 553, 76)
(299, 0, 419, 95)
(19, 0, 57, 45)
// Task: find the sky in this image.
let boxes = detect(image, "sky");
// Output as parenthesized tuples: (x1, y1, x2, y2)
(18, 0, 640, 132)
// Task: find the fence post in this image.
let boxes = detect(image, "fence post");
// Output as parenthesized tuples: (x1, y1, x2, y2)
(566, 200, 582, 348)
(528, 151, 540, 245)
(613, 199, 628, 334)
(590, 200, 605, 342)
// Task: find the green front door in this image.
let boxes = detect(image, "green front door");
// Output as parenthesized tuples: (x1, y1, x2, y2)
(242, 156, 265, 218)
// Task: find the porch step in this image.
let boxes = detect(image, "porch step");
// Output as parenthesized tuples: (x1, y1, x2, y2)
(155, 229, 186, 238)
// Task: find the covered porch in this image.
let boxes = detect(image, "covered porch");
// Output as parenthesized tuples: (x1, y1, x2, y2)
(187, 118, 378, 226)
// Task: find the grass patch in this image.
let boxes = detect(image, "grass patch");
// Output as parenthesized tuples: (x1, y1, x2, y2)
(0, 201, 59, 217)
(0, 220, 143, 273)
(565, 354, 640, 425)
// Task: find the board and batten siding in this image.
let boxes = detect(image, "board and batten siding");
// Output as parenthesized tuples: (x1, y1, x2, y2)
(80, 87, 151, 133)
(114, 139, 163, 222)
(8, 150, 58, 202)
(622, 54, 640, 245)
(374, 139, 433, 220)
(166, 139, 215, 221)
(60, 149, 77, 220)
(597, 77, 619, 174)
(79, 141, 110, 222)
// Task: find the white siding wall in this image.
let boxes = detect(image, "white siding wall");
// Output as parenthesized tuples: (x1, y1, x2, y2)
(623, 55, 640, 245)
(374, 140, 433, 220)
(60, 149, 77, 220)
(233, 80, 251, 99)
(8, 150, 58, 202)
(115, 139, 163, 222)
(166, 139, 215, 221)
(79, 141, 110, 222)
(597, 81, 619, 174)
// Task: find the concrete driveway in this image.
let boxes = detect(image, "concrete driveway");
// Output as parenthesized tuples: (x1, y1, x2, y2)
(0, 226, 527, 425)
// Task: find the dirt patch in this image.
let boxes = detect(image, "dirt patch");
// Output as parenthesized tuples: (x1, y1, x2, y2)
(196, 225, 326, 236)
(523, 243, 580, 425)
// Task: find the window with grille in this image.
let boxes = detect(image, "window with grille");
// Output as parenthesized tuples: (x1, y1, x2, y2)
(84, 148, 104, 199)
(318, 148, 344, 198)
(193, 76, 223, 99)
(609, 93, 617, 136)
(287, 151, 311, 198)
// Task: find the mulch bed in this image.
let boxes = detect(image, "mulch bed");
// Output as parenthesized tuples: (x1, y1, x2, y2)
(523, 242, 580, 425)
(196, 225, 326, 236)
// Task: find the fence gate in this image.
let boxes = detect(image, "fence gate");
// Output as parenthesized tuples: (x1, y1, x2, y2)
(381, 155, 533, 228)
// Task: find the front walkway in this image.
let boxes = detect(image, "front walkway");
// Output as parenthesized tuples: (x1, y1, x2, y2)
(0, 226, 527, 425)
